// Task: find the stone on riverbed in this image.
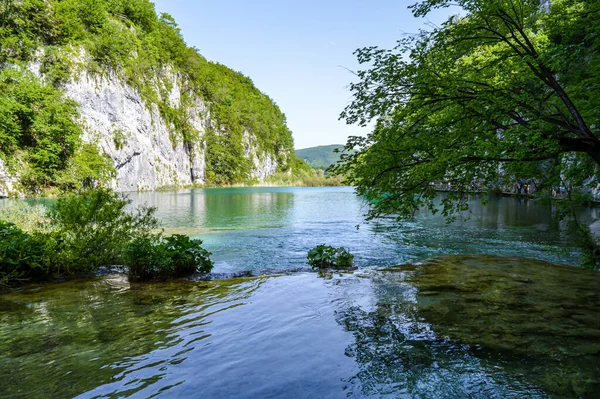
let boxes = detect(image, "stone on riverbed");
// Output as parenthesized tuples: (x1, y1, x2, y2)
(394, 255, 600, 396)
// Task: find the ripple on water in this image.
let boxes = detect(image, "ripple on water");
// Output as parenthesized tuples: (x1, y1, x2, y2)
(1, 255, 599, 398)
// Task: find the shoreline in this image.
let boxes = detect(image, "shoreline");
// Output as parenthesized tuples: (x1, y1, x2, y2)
(2, 253, 592, 293)
(0, 182, 349, 199)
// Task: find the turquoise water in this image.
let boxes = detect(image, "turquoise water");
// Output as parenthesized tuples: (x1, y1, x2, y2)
(1, 258, 598, 398)
(127, 187, 590, 273)
(1, 187, 598, 398)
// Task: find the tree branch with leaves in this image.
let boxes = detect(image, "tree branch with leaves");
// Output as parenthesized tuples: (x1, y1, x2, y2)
(335, 0, 600, 267)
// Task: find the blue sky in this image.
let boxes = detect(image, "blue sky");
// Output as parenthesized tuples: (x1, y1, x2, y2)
(152, 0, 453, 149)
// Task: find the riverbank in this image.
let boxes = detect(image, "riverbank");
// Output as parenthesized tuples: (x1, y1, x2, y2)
(432, 187, 600, 205)
(166, 171, 345, 190)
(0, 174, 345, 199)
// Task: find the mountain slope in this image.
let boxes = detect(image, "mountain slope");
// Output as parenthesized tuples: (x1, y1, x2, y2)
(296, 145, 345, 169)
(0, 0, 295, 194)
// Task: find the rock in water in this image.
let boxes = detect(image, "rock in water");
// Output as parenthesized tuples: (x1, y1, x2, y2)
(400, 255, 600, 397)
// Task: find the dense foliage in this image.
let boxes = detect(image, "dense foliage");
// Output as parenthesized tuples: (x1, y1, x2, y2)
(0, 68, 112, 192)
(336, 0, 600, 267)
(0, 0, 295, 190)
(44, 188, 157, 273)
(0, 189, 214, 285)
(125, 234, 213, 281)
(0, 220, 47, 283)
(265, 169, 344, 187)
(307, 245, 354, 270)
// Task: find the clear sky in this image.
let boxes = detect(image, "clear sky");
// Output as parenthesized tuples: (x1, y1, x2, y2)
(152, 0, 453, 149)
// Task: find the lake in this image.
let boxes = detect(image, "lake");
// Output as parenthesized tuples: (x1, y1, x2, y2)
(127, 186, 591, 273)
(1, 187, 599, 398)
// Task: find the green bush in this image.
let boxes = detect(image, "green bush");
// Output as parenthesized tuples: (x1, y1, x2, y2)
(307, 245, 354, 270)
(0, 188, 215, 285)
(45, 188, 158, 273)
(0, 221, 47, 285)
(125, 234, 213, 281)
(164, 234, 213, 275)
(123, 235, 172, 281)
(54, 143, 115, 193)
(0, 68, 82, 191)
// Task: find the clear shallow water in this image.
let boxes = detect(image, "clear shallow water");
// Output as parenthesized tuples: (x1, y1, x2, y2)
(1, 256, 598, 398)
(2, 187, 599, 398)
(126, 187, 593, 273)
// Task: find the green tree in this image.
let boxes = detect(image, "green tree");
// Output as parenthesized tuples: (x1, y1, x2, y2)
(336, 0, 600, 266)
(0, 68, 82, 189)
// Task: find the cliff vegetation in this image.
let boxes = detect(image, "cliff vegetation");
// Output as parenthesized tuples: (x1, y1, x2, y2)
(0, 0, 296, 192)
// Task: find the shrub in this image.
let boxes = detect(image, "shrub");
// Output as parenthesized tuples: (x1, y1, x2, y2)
(54, 143, 115, 193)
(45, 188, 158, 273)
(0, 221, 47, 285)
(307, 244, 354, 270)
(125, 234, 213, 281)
(0, 188, 214, 284)
(123, 235, 172, 281)
(163, 234, 213, 275)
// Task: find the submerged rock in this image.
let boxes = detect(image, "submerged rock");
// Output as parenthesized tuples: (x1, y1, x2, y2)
(398, 255, 600, 397)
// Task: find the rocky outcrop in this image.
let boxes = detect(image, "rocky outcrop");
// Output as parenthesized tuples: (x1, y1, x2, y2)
(5, 55, 287, 194)
(63, 69, 287, 191)
(63, 68, 207, 192)
(0, 159, 18, 198)
(242, 131, 280, 181)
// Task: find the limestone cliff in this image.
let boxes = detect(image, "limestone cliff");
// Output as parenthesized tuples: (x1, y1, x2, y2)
(63, 69, 205, 191)
(62, 70, 287, 191)
(0, 0, 295, 195)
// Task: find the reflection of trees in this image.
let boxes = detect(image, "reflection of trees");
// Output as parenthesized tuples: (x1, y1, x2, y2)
(0, 275, 265, 398)
(128, 189, 294, 229)
(333, 258, 600, 397)
(203, 190, 294, 228)
(330, 271, 448, 397)
(331, 267, 576, 398)
(335, 304, 437, 396)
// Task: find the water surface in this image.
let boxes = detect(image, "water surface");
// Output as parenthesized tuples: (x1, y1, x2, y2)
(126, 187, 593, 273)
(1, 255, 598, 398)
(2, 187, 598, 398)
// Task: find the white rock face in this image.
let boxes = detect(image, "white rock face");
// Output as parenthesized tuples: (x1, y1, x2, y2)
(61, 68, 283, 192)
(0, 159, 19, 198)
(63, 69, 207, 192)
(1, 58, 288, 195)
(242, 131, 279, 181)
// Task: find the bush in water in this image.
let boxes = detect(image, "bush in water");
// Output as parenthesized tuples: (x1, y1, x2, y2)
(0, 189, 214, 285)
(307, 244, 354, 270)
(44, 188, 158, 273)
(125, 234, 213, 281)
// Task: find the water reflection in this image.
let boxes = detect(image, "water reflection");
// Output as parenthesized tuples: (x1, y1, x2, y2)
(0, 276, 266, 399)
(1, 255, 599, 398)
(330, 255, 600, 398)
(129, 188, 295, 231)
(131, 189, 594, 272)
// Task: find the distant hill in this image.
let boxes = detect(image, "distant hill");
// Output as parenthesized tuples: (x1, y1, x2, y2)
(295, 145, 347, 169)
